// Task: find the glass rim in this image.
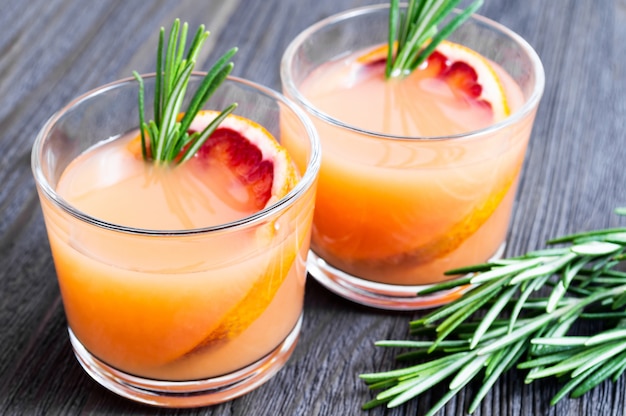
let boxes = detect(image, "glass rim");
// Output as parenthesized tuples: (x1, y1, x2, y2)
(31, 73, 321, 236)
(280, 3, 546, 142)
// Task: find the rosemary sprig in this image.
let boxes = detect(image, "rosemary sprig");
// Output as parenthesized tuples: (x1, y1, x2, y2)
(386, 0, 483, 79)
(133, 19, 238, 164)
(361, 208, 626, 414)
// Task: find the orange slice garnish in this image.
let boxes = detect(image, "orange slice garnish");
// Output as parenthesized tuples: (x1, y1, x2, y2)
(109, 112, 301, 366)
(176, 111, 301, 356)
(190, 110, 299, 210)
(318, 41, 515, 276)
(358, 40, 510, 123)
(433, 40, 510, 122)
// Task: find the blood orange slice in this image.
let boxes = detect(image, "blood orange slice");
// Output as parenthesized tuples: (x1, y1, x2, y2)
(358, 40, 510, 124)
(120, 112, 301, 365)
(127, 110, 298, 212)
(176, 111, 302, 356)
(344, 41, 515, 274)
(433, 41, 510, 122)
(190, 110, 298, 211)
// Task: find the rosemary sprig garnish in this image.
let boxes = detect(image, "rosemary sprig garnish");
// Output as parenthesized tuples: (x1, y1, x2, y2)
(386, 0, 483, 79)
(361, 208, 626, 414)
(133, 19, 238, 164)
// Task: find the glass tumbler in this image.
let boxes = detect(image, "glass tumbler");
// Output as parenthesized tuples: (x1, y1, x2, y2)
(32, 74, 320, 407)
(281, 4, 544, 310)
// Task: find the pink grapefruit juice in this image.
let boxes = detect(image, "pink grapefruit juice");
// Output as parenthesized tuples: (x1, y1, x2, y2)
(39, 127, 314, 381)
(298, 44, 537, 285)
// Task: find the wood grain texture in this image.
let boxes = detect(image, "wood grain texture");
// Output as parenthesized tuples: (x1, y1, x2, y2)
(0, 0, 624, 415)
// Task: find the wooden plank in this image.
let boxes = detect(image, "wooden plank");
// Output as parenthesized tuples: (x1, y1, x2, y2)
(0, 0, 624, 415)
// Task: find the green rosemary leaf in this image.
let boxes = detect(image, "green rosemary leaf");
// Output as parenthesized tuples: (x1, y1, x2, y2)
(478, 306, 571, 356)
(443, 263, 493, 276)
(179, 103, 238, 163)
(585, 329, 626, 346)
(155, 61, 194, 161)
(450, 353, 489, 390)
(414, 279, 499, 326)
(470, 284, 519, 349)
(547, 228, 626, 244)
(612, 353, 626, 382)
(409, 0, 483, 72)
(471, 257, 545, 284)
(367, 378, 401, 391)
(483, 344, 507, 378)
(563, 256, 591, 288)
(386, 0, 400, 79)
(375, 339, 467, 349)
(154, 28, 164, 126)
(518, 350, 582, 370)
(163, 124, 182, 161)
(605, 232, 626, 244)
(571, 350, 626, 398)
(186, 26, 208, 64)
(177, 26, 188, 70)
(146, 120, 159, 151)
(508, 274, 546, 333)
(475, 320, 526, 343)
(550, 365, 596, 405)
(613, 291, 626, 309)
(526, 342, 626, 380)
(163, 20, 180, 103)
(603, 269, 626, 278)
(375, 370, 437, 400)
(360, 352, 466, 384)
(547, 282, 567, 313)
(469, 339, 527, 413)
(132, 71, 148, 160)
(572, 342, 626, 378)
(362, 209, 626, 413)
(564, 285, 595, 296)
(179, 48, 237, 136)
(136, 20, 237, 164)
(196, 61, 233, 106)
(417, 275, 472, 294)
(386, 0, 483, 79)
(531, 336, 589, 347)
(570, 241, 622, 256)
(398, 0, 418, 48)
(563, 285, 626, 322)
(386, 352, 476, 407)
(529, 313, 579, 356)
(510, 253, 577, 285)
(581, 311, 626, 319)
(362, 397, 391, 410)
(434, 279, 502, 345)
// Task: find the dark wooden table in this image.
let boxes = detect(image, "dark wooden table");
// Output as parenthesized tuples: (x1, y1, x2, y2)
(1, 0, 625, 415)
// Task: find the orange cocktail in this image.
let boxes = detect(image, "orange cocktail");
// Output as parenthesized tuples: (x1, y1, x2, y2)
(32, 75, 320, 407)
(281, 4, 544, 309)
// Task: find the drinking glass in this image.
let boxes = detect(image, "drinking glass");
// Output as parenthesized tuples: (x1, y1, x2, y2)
(32, 74, 320, 407)
(281, 4, 544, 310)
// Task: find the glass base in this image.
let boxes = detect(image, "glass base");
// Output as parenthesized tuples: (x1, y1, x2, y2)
(69, 315, 302, 408)
(307, 244, 505, 310)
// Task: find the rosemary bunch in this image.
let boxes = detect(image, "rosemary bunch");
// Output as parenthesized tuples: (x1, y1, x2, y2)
(361, 208, 626, 415)
(386, 0, 483, 79)
(133, 19, 238, 164)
